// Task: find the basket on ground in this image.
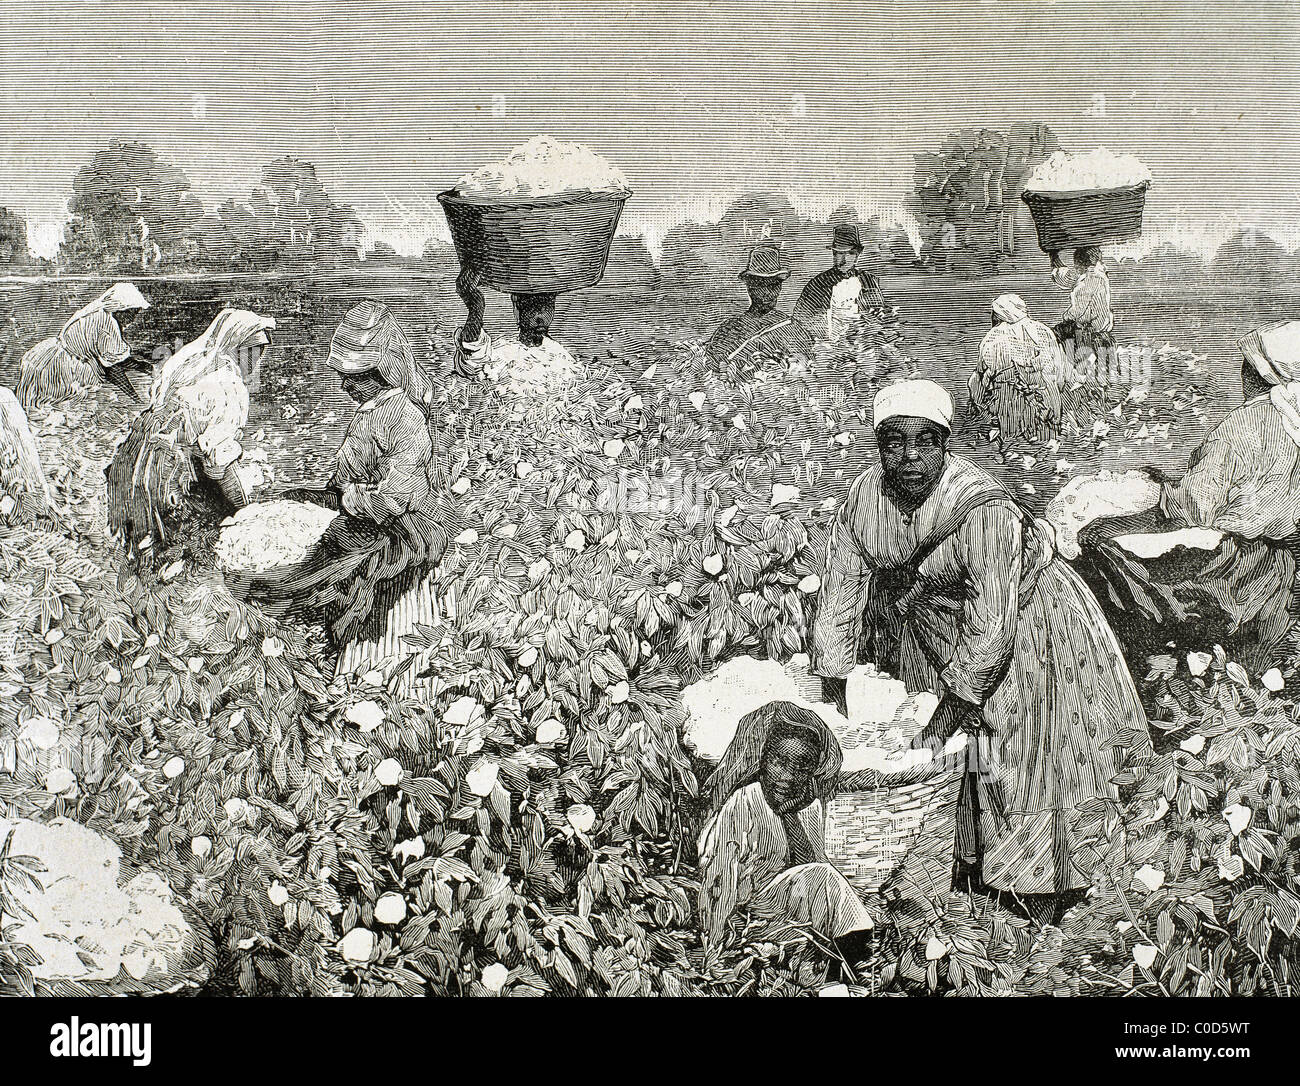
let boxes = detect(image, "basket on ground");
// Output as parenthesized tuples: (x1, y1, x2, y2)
(214, 499, 337, 606)
(824, 734, 968, 899)
(438, 189, 630, 294)
(1021, 181, 1149, 253)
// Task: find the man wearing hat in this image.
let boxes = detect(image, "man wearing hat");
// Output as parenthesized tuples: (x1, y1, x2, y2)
(705, 243, 815, 369)
(794, 224, 887, 341)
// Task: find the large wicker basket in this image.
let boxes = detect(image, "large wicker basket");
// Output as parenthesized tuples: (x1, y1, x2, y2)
(823, 736, 967, 898)
(1021, 181, 1149, 253)
(438, 189, 630, 294)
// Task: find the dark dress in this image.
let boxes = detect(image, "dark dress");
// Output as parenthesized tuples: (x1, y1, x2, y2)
(794, 268, 886, 319)
(1074, 395, 1300, 672)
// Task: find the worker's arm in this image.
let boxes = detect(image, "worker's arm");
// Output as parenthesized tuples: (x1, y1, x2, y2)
(454, 267, 491, 377)
(1159, 429, 1244, 530)
(859, 272, 886, 311)
(342, 405, 432, 523)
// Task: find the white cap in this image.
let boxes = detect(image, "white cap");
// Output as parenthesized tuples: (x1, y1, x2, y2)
(872, 379, 954, 431)
(1240, 320, 1300, 386)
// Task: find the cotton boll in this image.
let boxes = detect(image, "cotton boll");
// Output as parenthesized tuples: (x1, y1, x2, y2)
(340, 928, 375, 963)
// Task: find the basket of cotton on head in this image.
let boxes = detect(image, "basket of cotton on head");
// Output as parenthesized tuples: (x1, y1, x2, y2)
(438, 135, 631, 294)
(1021, 148, 1151, 252)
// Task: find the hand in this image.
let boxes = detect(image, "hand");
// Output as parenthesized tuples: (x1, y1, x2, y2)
(342, 483, 366, 517)
(910, 695, 981, 750)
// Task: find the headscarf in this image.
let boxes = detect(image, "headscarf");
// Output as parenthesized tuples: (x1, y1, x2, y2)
(991, 293, 1029, 325)
(703, 701, 843, 819)
(985, 292, 1064, 374)
(327, 301, 434, 414)
(150, 309, 276, 409)
(63, 283, 149, 331)
(873, 379, 954, 431)
(1240, 320, 1300, 445)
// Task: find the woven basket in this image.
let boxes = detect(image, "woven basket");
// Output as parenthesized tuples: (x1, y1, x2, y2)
(824, 736, 967, 898)
(1021, 181, 1149, 253)
(438, 189, 630, 294)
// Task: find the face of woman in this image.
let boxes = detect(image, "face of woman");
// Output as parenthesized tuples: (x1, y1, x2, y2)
(514, 294, 556, 346)
(1242, 359, 1270, 400)
(760, 734, 819, 815)
(340, 372, 386, 403)
(241, 332, 270, 374)
(877, 416, 948, 502)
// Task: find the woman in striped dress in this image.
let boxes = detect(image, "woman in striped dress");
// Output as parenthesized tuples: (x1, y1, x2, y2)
(17, 283, 151, 408)
(271, 302, 451, 696)
(811, 380, 1151, 926)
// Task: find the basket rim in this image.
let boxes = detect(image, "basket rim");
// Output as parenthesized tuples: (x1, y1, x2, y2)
(1020, 180, 1150, 203)
(438, 188, 633, 211)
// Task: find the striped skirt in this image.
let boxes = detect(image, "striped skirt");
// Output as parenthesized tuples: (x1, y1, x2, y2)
(334, 572, 453, 699)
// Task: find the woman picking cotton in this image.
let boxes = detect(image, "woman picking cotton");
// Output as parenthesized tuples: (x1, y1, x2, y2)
(698, 701, 873, 965)
(106, 309, 273, 557)
(1075, 320, 1300, 673)
(810, 380, 1151, 927)
(260, 302, 450, 693)
(18, 283, 151, 408)
(966, 293, 1065, 450)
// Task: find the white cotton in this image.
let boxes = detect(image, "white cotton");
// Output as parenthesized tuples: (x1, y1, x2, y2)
(215, 500, 337, 573)
(1024, 149, 1152, 193)
(455, 135, 630, 198)
(1044, 470, 1161, 560)
(1114, 528, 1225, 560)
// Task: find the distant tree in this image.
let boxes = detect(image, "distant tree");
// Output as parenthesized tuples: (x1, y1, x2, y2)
(216, 158, 364, 270)
(0, 208, 29, 266)
(1213, 229, 1286, 285)
(908, 123, 1061, 275)
(59, 139, 205, 271)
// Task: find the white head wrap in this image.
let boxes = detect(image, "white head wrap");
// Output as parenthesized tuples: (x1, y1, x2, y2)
(873, 379, 954, 431)
(63, 282, 150, 330)
(150, 309, 275, 408)
(991, 293, 1029, 325)
(1240, 320, 1300, 446)
(1240, 321, 1300, 387)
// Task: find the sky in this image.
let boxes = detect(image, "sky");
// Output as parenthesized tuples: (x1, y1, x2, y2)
(1, 0, 1297, 258)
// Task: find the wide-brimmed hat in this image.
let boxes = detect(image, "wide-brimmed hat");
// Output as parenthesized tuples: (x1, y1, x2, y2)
(739, 244, 790, 280)
(829, 224, 863, 252)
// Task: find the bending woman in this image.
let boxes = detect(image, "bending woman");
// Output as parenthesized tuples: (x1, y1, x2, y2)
(811, 379, 1151, 926)
(106, 309, 273, 556)
(1075, 320, 1300, 672)
(967, 293, 1065, 449)
(698, 701, 873, 954)
(269, 301, 450, 692)
(18, 283, 151, 408)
